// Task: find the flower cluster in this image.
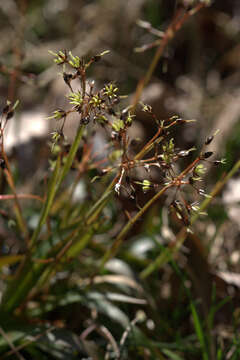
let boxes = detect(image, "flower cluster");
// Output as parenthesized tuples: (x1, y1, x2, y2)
(48, 50, 224, 230)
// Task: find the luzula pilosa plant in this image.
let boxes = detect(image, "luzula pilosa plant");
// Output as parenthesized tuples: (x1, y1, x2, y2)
(0, 9, 225, 313)
(47, 49, 225, 237)
(0, 49, 224, 264)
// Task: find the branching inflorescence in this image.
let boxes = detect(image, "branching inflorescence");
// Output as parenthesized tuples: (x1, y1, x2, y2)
(48, 49, 225, 232)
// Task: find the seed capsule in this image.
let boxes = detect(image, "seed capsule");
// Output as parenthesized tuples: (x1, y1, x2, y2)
(213, 160, 223, 166)
(111, 131, 121, 141)
(120, 108, 128, 120)
(205, 136, 213, 145)
(92, 55, 101, 62)
(2, 105, 10, 114)
(108, 107, 115, 115)
(81, 116, 90, 125)
(0, 158, 5, 169)
(63, 72, 73, 91)
(189, 177, 194, 185)
(112, 97, 120, 105)
(203, 151, 213, 159)
(6, 111, 14, 120)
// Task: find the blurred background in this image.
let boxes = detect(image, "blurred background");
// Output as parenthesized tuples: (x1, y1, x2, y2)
(1, 0, 240, 357)
(1, 0, 240, 162)
(0, 0, 240, 265)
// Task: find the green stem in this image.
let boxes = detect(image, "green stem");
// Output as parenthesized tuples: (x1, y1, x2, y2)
(36, 227, 95, 291)
(132, 3, 205, 110)
(140, 228, 187, 279)
(30, 125, 85, 247)
(86, 186, 114, 225)
(85, 127, 169, 227)
(1, 126, 85, 313)
(100, 183, 173, 270)
(57, 125, 85, 188)
(1, 260, 45, 313)
(30, 155, 61, 246)
(3, 165, 29, 241)
(140, 159, 240, 279)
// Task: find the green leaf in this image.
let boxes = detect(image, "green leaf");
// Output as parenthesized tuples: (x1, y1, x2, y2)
(162, 349, 184, 360)
(30, 154, 61, 246)
(190, 303, 208, 360)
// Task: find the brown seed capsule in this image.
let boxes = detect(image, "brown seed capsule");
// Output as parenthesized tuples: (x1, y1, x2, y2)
(120, 108, 128, 120)
(6, 111, 14, 120)
(80, 116, 90, 125)
(111, 131, 121, 141)
(113, 97, 120, 105)
(108, 107, 115, 115)
(213, 160, 222, 166)
(203, 151, 213, 159)
(178, 150, 190, 157)
(205, 136, 213, 145)
(63, 72, 73, 82)
(0, 158, 5, 169)
(63, 72, 73, 91)
(189, 177, 194, 185)
(92, 55, 101, 62)
(2, 105, 10, 115)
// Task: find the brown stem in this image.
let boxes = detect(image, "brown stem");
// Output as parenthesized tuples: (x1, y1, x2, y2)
(2, 152, 29, 242)
(100, 183, 173, 268)
(0, 194, 43, 202)
(132, 3, 206, 111)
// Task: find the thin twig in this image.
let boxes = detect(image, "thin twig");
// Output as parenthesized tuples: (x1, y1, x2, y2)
(132, 2, 206, 111)
(80, 323, 120, 359)
(0, 327, 26, 360)
(2, 142, 29, 242)
(100, 183, 173, 269)
(3, 326, 55, 359)
(0, 194, 43, 202)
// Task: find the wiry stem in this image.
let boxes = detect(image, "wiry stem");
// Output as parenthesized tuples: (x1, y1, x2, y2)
(132, 2, 206, 111)
(100, 183, 173, 270)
